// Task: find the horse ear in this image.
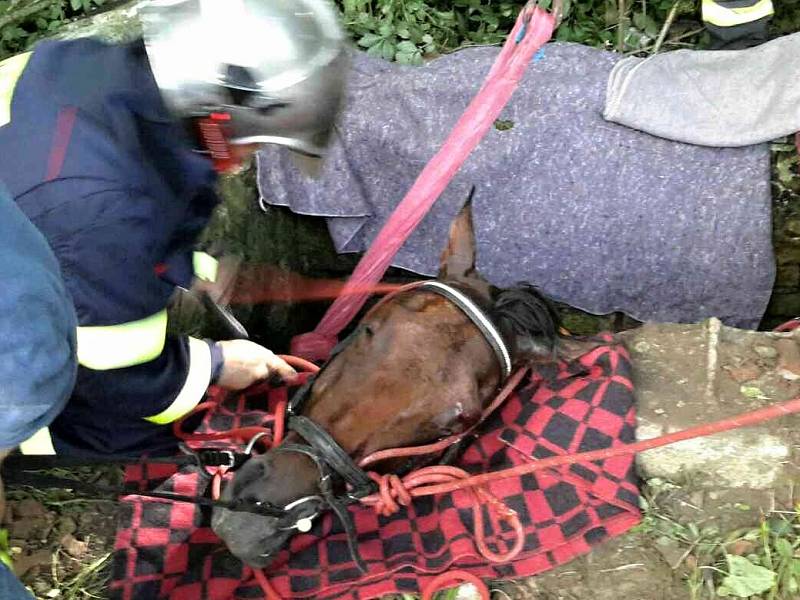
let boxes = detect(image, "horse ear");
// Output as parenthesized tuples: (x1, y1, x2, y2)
(438, 189, 478, 281)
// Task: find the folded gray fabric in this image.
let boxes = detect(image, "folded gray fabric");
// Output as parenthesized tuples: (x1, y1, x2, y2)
(604, 31, 800, 147)
(257, 42, 774, 329)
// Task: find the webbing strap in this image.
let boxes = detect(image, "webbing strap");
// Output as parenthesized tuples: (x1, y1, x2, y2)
(287, 416, 374, 490)
(291, 2, 557, 361)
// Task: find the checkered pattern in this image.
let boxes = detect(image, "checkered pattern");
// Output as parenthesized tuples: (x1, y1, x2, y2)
(110, 336, 641, 600)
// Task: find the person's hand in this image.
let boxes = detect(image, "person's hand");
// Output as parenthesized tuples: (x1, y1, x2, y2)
(215, 340, 296, 390)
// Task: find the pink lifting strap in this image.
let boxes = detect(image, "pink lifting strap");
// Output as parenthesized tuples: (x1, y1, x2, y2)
(291, 3, 558, 361)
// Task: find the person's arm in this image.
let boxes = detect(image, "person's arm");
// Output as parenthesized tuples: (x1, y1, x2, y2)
(0, 558, 34, 600)
(701, 0, 774, 49)
(0, 190, 76, 599)
(60, 190, 294, 426)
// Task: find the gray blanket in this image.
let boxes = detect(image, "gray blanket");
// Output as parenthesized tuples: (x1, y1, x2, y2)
(256, 42, 774, 329)
(604, 32, 800, 147)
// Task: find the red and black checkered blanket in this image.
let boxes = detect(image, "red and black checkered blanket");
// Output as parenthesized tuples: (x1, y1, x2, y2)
(110, 337, 641, 600)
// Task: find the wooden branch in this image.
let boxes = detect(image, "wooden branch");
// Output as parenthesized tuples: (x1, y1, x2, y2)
(651, 1, 681, 55)
(617, 0, 627, 52)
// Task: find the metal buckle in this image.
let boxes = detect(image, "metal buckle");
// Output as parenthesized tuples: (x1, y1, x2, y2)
(219, 450, 236, 468)
(196, 448, 237, 469)
(279, 495, 325, 533)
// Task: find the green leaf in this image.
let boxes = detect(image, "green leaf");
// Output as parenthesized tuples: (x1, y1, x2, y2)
(435, 584, 461, 600)
(494, 119, 515, 131)
(396, 40, 418, 54)
(381, 40, 396, 61)
(365, 43, 384, 58)
(740, 385, 768, 400)
(776, 154, 800, 186)
(776, 537, 794, 560)
(70, 0, 83, 10)
(0, 529, 10, 569)
(717, 555, 777, 597)
(357, 33, 383, 48)
(396, 51, 422, 65)
(770, 517, 793, 537)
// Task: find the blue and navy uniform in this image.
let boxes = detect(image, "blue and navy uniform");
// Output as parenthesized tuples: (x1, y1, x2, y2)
(701, 0, 774, 49)
(0, 38, 223, 456)
(0, 184, 77, 451)
(0, 183, 77, 599)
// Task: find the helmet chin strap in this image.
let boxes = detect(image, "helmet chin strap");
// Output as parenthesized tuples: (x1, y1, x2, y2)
(194, 112, 242, 173)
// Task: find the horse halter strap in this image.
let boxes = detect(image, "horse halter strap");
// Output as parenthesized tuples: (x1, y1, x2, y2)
(274, 420, 374, 573)
(416, 281, 512, 379)
(287, 415, 373, 492)
(267, 280, 513, 571)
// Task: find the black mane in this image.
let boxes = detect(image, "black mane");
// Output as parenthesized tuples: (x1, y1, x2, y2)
(491, 284, 560, 362)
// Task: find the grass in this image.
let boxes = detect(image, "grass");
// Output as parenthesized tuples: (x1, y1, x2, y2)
(633, 478, 800, 600)
(56, 551, 112, 600)
(3, 466, 120, 600)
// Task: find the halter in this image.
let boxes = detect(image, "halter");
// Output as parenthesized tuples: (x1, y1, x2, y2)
(4, 282, 517, 574)
(259, 280, 514, 572)
(417, 281, 512, 378)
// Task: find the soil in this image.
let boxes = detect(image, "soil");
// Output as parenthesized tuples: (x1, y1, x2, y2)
(4, 467, 122, 599)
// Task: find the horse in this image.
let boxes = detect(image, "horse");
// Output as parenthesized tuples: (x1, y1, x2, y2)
(210, 198, 562, 568)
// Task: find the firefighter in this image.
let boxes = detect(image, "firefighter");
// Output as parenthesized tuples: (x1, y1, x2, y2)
(0, 184, 78, 599)
(0, 0, 348, 458)
(701, 0, 775, 49)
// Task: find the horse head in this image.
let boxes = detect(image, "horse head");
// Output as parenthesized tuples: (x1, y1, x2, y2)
(211, 197, 561, 567)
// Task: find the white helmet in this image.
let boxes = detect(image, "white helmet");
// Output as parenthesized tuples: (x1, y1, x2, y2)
(139, 0, 348, 158)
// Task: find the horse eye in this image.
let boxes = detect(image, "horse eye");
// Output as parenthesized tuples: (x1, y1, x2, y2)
(362, 325, 375, 338)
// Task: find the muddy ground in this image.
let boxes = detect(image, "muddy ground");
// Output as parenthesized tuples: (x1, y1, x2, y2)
(6, 454, 791, 600)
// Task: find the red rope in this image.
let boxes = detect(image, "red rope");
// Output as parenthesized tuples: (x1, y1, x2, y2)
(358, 367, 529, 469)
(774, 319, 800, 333)
(394, 393, 800, 499)
(363, 466, 525, 562)
(193, 354, 800, 599)
(253, 569, 284, 600)
(172, 356, 318, 446)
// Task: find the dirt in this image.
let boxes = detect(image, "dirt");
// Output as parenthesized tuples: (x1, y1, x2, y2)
(496, 533, 688, 600)
(6, 328, 796, 599)
(4, 476, 768, 600)
(4, 467, 122, 599)
(0, 461, 687, 600)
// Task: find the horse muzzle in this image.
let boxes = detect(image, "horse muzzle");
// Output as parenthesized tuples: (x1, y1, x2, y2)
(212, 493, 326, 567)
(211, 505, 288, 568)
